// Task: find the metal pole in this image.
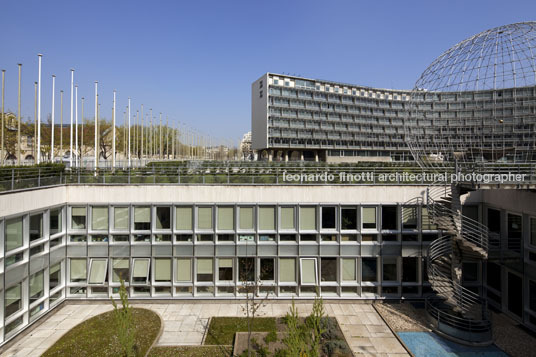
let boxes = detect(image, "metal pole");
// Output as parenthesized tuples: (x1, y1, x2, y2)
(128, 97, 131, 168)
(81, 97, 84, 167)
(94, 81, 98, 169)
(37, 54, 42, 164)
(17, 64, 21, 165)
(112, 90, 116, 167)
(150, 108, 153, 158)
(140, 104, 144, 162)
(135, 109, 139, 159)
(75, 85, 78, 167)
(69, 69, 74, 167)
(51, 75, 55, 162)
(166, 115, 169, 160)
(159, 112, 162, 160)
(34, 82, 37, 162)
(1, 69, 5, 166)
(60, 90, 63, 157)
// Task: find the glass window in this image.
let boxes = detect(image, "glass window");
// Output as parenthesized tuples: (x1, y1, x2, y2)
(260, 258, 274, 281)
(30, 213, 43, 241)
(300, 258, 317, 285)
(156, 207, 171, 230)
(402, 207, 418, 229)
(89, 259, 108, 284)
(362, 258, 377, 282)
(321, 258, 337, 282)
(463, 262, 478, 282)
(5, 283, 22, 318)
(402, 257, 419, 282)
(50, 208, 62, 235)
(92, 207, 108, 231)
(239, 257, 255, 282)
(531, 217, 536, 246)
(134, 207, 151, 230)
(341, 207, 357, 230)
(508, 213, 522, 251)
(487, 262, 501, 291)
(341, 259, 356, 281)
(197, 207, 213, 230)
(112, 259, 130, 283)
(176, 258, 192, 282)
(71, 207, 87, 229)
(132, 258, 150, 284)
(218, 207, 234, 230)
(49, 263, 62, 289)
(362, 207, 377, 229)
(382, 206, 397, 230)
(463, 206, 478, 221)
(155, 258, 171, 282)
(530, 280, 536, 312)
(70, 258, 87, 283)
(488, 208, 501, 234)
(280, 258, 296, 283)
(176, 207, 193, 230)
(218, 258, 233, 281)
(383, 257, 398, 281)
(197, 258, 213, 282)
(259, 207, 275, 231)
(29, 270, 44, 303)
(5, 217, 23, 252)
(321, 207, 336, 229)
(300, 207, 316, 230)
(280, 207, 295, 230)
(421, 207, 436, 230)
(239, 207, 254, 230)
(114, 207, 129, 230)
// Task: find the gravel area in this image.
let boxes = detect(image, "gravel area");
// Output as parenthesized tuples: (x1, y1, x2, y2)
(374, 302, 431, 332)
(492, 312, 536, 357)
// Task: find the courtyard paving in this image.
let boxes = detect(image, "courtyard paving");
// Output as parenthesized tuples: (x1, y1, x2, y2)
(0, 302, 409, 356)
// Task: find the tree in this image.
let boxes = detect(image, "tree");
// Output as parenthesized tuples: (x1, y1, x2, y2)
(111, 279, 135, 357)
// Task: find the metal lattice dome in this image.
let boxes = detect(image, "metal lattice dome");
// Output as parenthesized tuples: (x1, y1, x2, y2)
(405, 22, 536, 168)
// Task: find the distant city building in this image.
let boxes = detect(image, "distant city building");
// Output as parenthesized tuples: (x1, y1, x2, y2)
(240, 131, 253, 160)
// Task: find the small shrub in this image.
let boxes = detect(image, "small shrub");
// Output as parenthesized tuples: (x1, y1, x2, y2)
(264, 330, 277, 344)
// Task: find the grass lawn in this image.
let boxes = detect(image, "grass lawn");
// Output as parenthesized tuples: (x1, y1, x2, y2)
(148, 345, 232, 357)
(42, 308, 161, 357)
(204, 317, 277, 345)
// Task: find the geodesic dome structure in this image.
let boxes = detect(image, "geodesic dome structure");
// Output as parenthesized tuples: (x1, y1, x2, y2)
(405, 22, 536, 168)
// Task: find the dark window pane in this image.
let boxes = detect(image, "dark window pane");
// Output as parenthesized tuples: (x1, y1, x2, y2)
(362, 258, 377, 282)
(487, 209, 501, 234)
(239, 258, 255, 282)
(382, 206, 397, 230)
(321, 207, 336, 229)
(260, 258, 274, 280)
(321, 258, 337, 282)
(341, 208, 357, 230)
(402, 257, 418, 282)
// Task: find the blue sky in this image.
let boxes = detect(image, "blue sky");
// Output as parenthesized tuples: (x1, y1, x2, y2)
(0, 0, 534, 143)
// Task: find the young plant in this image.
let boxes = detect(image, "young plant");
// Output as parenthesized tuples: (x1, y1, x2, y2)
(111, 278, 135, 357)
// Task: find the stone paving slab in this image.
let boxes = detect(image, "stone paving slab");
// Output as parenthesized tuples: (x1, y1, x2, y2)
(0, 302, 409, 356)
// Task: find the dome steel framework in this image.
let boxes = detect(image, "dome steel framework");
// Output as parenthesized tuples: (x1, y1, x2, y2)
(406, 22, 536, 168)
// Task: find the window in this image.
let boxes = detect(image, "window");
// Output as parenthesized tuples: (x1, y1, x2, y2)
(197, 207, 213, 230)
(238, 234, 254, 242)
(50, 208, 62, 235)
(362, 258, 377, 282)
(341, 234, 358, 242)
(260, 258, 274, 281)
(421, 207, 436, 230)
(239, 207, 254, 230)
(321, 207, 336, 229)
(300, 258, 317, 285)
(218, 207, 234, 230)
(112, 259, 130, 283)
(488, 208, 501, 234)
(156, 207, 171, 230)
(71, 207, 87, 229)
(29, 270, 44, 303)
(176, 207, 193, 230)
(88, 259, 108, 284)
(463, 206, 478, 221)
(280, 258, 296, 283)
(29, 213, 43, 241)
(531, 217, 536, 246)
(91, 207, 108, 231)
(70, 258, 87, 283)
(197, 258, 213, 282)
(463, 262, 478, 282)
(530, 280, 536, 312)
(49, 263, 61, 289)
(5, 217, 23, 252)
(508, 213, 522, 251)
(383, 257, 398, 281)
(341, 207, 357, 230)
(280, 207, 295, 230)
(217, 234, 234, 242)
(402, 207, 418, 229)
(402, 257, 419, 282)
(114, 207, 129, 230)
(341, 259, 356, 282)
(5, 283, 22, 318)
(134, 207, 151, 230)
(132, 258, 150, 284)
(487, 262, 501, 291)
(218, 258, 233, 281)
(259, 207, 275, 231)
(362, 207, 377, 229)
(176, 258, 192, 282)
(300, 207, 316, 230)
(155, 258, 171, 282)
(239, 257, 255, 282)
(321, 258, 337, 282)
(382, 206, 397, 230)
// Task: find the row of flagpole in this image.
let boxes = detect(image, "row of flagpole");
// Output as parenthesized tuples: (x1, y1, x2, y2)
(0, 54, 239, 168)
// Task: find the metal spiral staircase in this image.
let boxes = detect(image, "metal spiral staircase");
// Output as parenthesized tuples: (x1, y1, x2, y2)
(424, 182, 493, 344)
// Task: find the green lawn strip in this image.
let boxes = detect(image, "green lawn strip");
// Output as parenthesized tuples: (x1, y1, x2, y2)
(148, 345, 232, 357)
(204, 317, 277, 345)
(42, 308, 161, 357)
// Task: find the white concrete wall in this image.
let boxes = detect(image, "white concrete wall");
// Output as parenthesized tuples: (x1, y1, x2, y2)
(0, 185, 428, 217)
(464, 189, 536, 215)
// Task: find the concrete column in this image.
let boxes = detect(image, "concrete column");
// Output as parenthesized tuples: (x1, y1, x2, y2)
(300, 151, 304, 161)
(268, 150, 273, 162)
(315, 151, 319, 162)
(284, 151, 289, 162)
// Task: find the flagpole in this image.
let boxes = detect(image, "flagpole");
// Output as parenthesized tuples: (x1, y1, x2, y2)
(75, 85, 78, 167)
(50, 75, 55, 162)
(128, 97, 131, 168)
(69, 69, 74, 167)
(37, 54, 42, 164)
(94, 81, 98, 169)
(112, 90, 116, 167)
